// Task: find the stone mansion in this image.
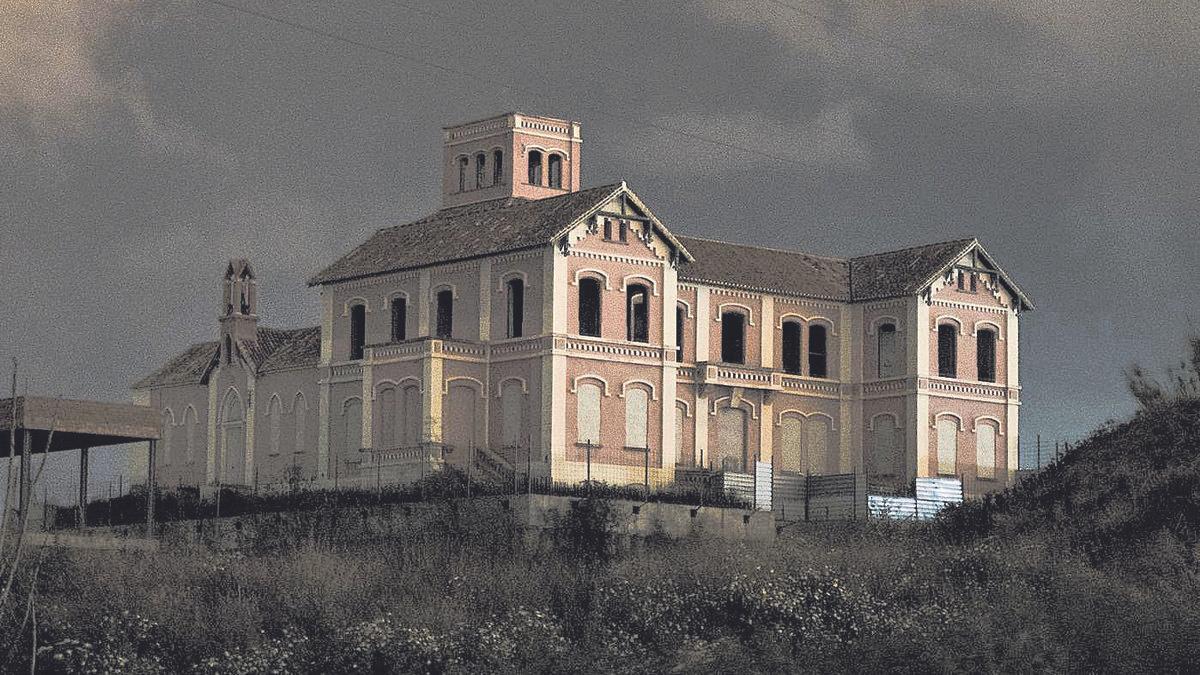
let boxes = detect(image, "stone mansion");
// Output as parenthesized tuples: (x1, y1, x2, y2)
(133, 113, 1033, 493)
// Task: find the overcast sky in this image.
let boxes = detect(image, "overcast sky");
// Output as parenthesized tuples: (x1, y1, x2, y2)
(2, 0, 1197, 502)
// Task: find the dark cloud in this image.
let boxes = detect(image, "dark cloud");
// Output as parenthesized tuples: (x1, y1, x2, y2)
(1, 0, 1196, 499)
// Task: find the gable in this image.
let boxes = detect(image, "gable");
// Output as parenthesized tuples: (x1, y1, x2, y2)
(558, 188, 693, 265)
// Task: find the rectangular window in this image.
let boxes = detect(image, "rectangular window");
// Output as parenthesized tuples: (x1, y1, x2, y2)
(618, 222, 628, 243)
(808, 325, 828, 378)
(603, 220, 612, 240)
(435, 290, 453, 339)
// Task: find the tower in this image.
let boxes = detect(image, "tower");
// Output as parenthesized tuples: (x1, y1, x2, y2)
(219, 259, 258, 363)
(441, 112, 582, 208)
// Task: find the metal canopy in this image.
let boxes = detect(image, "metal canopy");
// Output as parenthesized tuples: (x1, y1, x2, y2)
(0, 396, 159, 454)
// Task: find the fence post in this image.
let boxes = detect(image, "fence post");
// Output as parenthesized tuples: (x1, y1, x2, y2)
(586, 439, 592, 497)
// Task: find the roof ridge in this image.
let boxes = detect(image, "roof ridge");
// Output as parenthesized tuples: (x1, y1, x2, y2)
(850, 237, 976, 262)
(677, 234, 849, 263)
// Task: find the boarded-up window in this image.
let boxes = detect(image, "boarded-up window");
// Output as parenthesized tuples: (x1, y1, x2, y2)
(625, 387, 648, 448)
(349, 304, 366, 360)
(805, 416, 834, 474)
(501, 381, 524, 448)
(977, 328, 997, 382)
(780, 415, 804, 472)
(401, 386, 421, 447)
(444, 385, 477, 453)
(716, 407, 748, 472)
(938, 324, 957, 378)
(267, 396, 282, 456)
(808, 324, 828, 378)
(721, 311, 745, 364)
(781, 321, 802, 374)
(878, 323, 897, 378)
(871, 415, 900, 476)
(977, 423, 997, 479)
(578, 278, 602, 337)
(576, 382, 601, 445)
(378, 387, 397, 448)
(937, 417, 958, 475)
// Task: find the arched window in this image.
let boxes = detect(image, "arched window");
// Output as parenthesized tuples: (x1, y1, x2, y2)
(500, 381, 525, 448)
(870, 415, 900, 477)
(808, 324, 828, 378)
(435, 289, 453, 339)
(527, 150, 543, 186)
(780, 415, 804, 472)
(937, 324, 957, 378)
(877, 323, 898, 378)
(267, 396, 282, 456)
(977, 328, 997, 382)
(378, 387, 397, 448)
(547, 154, 563, 188)
(506, 278, 524, 338)
(626, 284, 649, 343)
(721, 311, 745, 364)
(625, 387, 649, 449)
(976, 422, 997, 479)
(293, 393, 308, 457)
(474, 152, 486, 189)
(339, 398, 362, 470)
(576, 382, 601, 445)
(349, 304, 366, 360)
(937, 417, 958, 475)
(805, 416, 835, 474)
(675, 304, 686, 362)
(781, 321, 802, 375)
(716, 406, 748, 472)
(401, 385, 420, 447)
(578, 278, 601, 337)
(457, 156, 468, 192)
(221, 392, 245, 484)
(492, 149, 504, 185)
(390, 296, 407, 342)
(675, 401, 688, 463)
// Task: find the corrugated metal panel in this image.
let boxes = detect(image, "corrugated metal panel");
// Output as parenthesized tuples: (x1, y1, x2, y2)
(914, 477, 963, 520)
(721, 471, 754, 505)
(772, 471, 806, 520)
(754, 461, 772, 511)
(868, 495, 917, 520)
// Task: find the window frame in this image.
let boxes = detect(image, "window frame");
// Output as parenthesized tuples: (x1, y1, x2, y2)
(626, 283, 650, 343)
(937, 323, 958, 378)
(348, 303, 366, 361)
(492, 149, 504, 185)
(390, 296, 407, 343)
(720, 310, 746, 365)
(547, 153, 563, 189)
(808, 323, 828, 378)
(527, 150, 543, 186)
(474, 152, 486, 189)
(578, 277, 602, 337)
(976, 327, 997, 382)
(506, 277, 525, 339)
(781, 320, 802, 375)
(435, 289, 453, 339)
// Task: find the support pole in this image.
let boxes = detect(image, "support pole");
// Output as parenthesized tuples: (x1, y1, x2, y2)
(146, 439, 157, 536)
(78, 447, 89, 528)
(19, 429, 30, 525)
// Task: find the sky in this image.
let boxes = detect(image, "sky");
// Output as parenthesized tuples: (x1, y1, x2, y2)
(2, 0, 1198, 502)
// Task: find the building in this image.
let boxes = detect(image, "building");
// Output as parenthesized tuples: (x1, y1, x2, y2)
(132, 112, 1033, 494)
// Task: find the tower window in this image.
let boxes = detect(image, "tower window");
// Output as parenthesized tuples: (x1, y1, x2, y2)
(474, 153, 486, 189)
(781, 321, 802, 375)
(457, 156, 468, 192)
(349, 304, 366, 361)
(506, 278, 525, 338)
(626, 284, 649, 343)
(721, 311, 745, 364)
(578, 278, 602, 337)
(390, 297, 407, 342)
(435, 290, 453, 339)
(808, 324, 828, 378)
(977, 328, 997, 382)
(548, 154, 563, 189)
(492, 149, 504, 185)
(527, 150, 543, 186)
(938, 323, 958, 378)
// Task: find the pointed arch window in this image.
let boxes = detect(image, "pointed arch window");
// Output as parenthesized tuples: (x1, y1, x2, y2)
(781, 321, 802, 374)
(977, 328, 997, 382)
(626, 283, 649, 343)
(808, 324, 828, 378)
(938, 324, 957, 378)
(506, 278, 525, 338)
(721, 311, 745, 364)
(527, 150, 543, 186)
(547, 154, 563, 188)
(578, 278, 601, 337)
(293, 393, 308, 457)
(349, 303, 366, 360)
(435, 290, 453, 339)
(492, 149, 504, 185)
(474, 152, 486, 189)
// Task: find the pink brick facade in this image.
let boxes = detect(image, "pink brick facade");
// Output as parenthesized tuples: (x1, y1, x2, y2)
(133, 114, 1031, 495)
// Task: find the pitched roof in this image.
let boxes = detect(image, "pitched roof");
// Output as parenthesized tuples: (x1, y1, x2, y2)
(677, 236, 851, 301)
(132, 326, 321, 389)
(309, 183, 626, 286)
(848, 238, 976, 301)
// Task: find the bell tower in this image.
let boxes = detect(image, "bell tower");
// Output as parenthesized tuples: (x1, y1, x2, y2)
(441, 112, 582, 208)
(219, 259, 258, 362)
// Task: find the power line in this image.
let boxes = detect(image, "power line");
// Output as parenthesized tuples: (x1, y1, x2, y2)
(197, 0, 865, 169)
